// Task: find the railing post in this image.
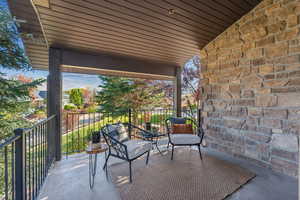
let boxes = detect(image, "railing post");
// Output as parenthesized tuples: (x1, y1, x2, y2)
(197, 109, 201, 127)
(128, 109, 132, 139)
(47, 115, 53, 165)
(14, 128, 26, 200)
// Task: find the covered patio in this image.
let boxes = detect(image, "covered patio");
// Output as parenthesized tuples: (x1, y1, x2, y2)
(37, 145, 297, 200)
(3, 0, 299, 199)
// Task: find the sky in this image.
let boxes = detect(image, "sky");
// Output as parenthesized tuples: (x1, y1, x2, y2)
(2, 68, 101, 91)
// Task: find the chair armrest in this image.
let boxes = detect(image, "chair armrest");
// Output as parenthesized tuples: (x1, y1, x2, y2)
(106, 133, 127, 148)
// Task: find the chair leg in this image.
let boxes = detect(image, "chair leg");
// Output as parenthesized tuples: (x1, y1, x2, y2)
(171, 145, 174, 160)
(146, 150, 150, 165)
(129, 161, 132, 183)
(156, 142, 163, 155)
(103, 154, 110, 170)
(167, 141, 170, 149)
(198, 145, 203, 160)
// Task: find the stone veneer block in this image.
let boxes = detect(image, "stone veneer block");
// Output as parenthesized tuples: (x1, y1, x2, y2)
(277, 94, 300, 107)
(271, 134, 299, 153)
(255, 95, 278, 107)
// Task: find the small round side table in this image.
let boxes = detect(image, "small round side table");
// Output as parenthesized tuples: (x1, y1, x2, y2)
(86, 143, 107, 189)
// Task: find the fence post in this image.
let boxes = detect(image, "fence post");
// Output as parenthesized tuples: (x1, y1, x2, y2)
(14, 128, 26, 200)
(128, 109, 132, 139)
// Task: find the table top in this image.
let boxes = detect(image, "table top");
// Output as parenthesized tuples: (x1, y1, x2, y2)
(86, 143, 108, 154)
(152, 132, 166, 137)
(142, 131, 166, 138)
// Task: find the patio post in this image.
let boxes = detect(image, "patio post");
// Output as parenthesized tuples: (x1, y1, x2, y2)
(174, 67, 182, 117)
(48, 47, 62, 161)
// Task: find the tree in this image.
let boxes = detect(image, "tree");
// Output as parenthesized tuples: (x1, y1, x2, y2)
(0, 6, 44, 139)
(95, 76, 171, 115)
(182, 56, 202, 120)
(69, 88, 84, 108)
(16, 75, 38, 100)
(125, 79, 169, 110)
(82, 87, 92, 103)
(96, 76, 134, 114)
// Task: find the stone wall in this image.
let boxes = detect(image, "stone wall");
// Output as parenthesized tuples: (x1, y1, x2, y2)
(199, 0, 300, 177)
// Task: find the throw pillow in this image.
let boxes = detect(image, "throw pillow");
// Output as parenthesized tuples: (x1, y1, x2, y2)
(172, 124, 193, 134)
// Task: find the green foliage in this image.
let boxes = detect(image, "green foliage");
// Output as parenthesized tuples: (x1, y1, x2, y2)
(33, 109, 45, 115)
(0, 6, 30, 70)
(0, 77, 44, 113)
(69, 88, 83, 108)
(96, 76, 135, 114)
(64, 104, 77, 111)
(0, 7, 44, 139)
(95, 76, 169, 116)
(86, 104, 97, 113)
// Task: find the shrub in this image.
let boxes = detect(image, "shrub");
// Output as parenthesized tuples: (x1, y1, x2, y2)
(64, 104, 77, 111)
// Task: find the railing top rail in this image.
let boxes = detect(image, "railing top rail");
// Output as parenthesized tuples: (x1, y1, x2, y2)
(0, 135, 21, 149)
(65, 111, 128, 114)
(132, 108, 173, 112)
(0, 115, 56, 148)
(23, 114, 56, 134)
(65, 108, 174, 115)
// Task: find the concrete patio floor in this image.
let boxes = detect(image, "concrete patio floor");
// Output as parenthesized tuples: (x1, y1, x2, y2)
(38, 144, 298, 200)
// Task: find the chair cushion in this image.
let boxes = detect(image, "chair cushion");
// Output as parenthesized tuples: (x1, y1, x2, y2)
(106, 123, 129, 142)
(172, 124, 193, 134)
(169, 117, 186, 124)
(170, 134, 201, 145)
(123, 140, 152, 159)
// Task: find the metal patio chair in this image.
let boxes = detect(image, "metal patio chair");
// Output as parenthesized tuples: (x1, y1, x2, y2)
(101, 122, 154, 183)
(165, 117, 205, 160)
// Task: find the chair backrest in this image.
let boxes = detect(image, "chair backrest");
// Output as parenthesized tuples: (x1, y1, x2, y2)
(101, 123, 129, 159)
(169, 117, 187, 124)
(105, 122, 130, 143)
(165, 117, 205, 144)
(165, 117, 194, 133)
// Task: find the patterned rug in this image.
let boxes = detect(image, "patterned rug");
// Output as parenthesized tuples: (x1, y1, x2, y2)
(109, 148, 255, 200)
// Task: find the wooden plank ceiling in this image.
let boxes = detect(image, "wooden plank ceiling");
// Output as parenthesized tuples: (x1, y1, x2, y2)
(8, 0, 261, 72)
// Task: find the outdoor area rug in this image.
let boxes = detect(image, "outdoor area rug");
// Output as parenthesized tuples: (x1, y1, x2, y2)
(109, 148, 255, 200)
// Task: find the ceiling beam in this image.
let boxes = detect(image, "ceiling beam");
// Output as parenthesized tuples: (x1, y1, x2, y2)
(59, 48, 179, 78)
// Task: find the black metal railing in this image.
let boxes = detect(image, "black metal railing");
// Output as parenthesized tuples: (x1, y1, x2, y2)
(0, 115, 57, 200)
(62, 108, 175, 156)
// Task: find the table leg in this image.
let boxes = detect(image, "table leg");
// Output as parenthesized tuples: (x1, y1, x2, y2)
(89, 154, 97, 189)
